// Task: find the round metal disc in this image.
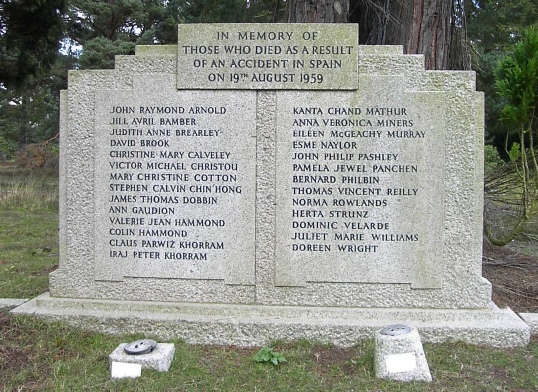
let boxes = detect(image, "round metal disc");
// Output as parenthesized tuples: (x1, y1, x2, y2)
(124, 339, 158, 355)
(380, 324, 412, 336)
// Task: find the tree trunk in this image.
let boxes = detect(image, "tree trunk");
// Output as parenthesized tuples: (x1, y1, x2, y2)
(405, 0, 452, 70)
(286, 0, 350, 23)
(18, 92, 32, 146)
(353, 0, 465, 70)
(287, 0, 469, 70)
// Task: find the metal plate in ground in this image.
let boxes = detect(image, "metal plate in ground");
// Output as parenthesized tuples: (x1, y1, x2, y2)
(380, 324, 412, 336)
(124, 339, 157, 355)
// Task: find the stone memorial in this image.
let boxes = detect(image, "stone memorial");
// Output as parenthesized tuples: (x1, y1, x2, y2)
(13, 23, 530, 347)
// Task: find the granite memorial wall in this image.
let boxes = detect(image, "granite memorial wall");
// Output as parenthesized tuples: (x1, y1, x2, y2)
(14, 24, 530, 347)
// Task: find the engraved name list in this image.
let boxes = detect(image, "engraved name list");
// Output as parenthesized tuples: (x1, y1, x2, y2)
(93, 90, 256, 284)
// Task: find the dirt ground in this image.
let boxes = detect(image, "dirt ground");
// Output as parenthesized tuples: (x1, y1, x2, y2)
(483, 240, 538, 313)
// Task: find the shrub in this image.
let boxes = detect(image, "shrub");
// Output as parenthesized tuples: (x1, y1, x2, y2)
(484, 144, 504, 173)
(0, 135, 17, 161)
(16, 144, 58, 168)
(253, 346, 287, 365)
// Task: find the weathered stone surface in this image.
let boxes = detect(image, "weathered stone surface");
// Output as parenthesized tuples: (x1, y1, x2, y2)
(0, 298, 27, 311)
(519, 313, 538, 334)
(13, 294, 530, 348)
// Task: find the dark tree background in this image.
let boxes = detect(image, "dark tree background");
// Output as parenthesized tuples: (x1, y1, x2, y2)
(0, 0, 536, 161)
(287, 0, 469, 70)
(0, 0, 67, 87)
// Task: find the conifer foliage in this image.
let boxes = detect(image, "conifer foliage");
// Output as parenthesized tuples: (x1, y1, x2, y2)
(0, 0, 67, 87)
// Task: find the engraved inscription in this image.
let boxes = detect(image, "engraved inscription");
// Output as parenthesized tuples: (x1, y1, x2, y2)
(94, 90, 256, 284)
(275, 90, 445, 287)
(177, 24, 358, 90)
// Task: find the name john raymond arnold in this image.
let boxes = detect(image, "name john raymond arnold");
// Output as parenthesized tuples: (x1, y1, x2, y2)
(101, 103, 251, 264)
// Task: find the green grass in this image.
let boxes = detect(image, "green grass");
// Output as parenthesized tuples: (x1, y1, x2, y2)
(0, 165, 58, 211)
(0, 166, 59, 298)
(1, 315, 537, 391)
(0, 209, 58, 298)
(1, 165, 538, 391)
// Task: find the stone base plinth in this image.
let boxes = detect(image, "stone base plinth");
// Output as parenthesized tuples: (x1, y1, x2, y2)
(11, 293, 530, 348)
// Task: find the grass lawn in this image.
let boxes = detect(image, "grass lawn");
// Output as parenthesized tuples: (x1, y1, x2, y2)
(1, 165, 537, 391)
(1, 312, 537, 391)
(0, 209, 58, 298)
(0, 166, 59, 298)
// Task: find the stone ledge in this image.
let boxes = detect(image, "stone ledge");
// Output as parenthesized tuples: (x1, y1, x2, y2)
(0, 298, 27, 311)
(519, 313, 538, 334)
(11, 293, 530, 348)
